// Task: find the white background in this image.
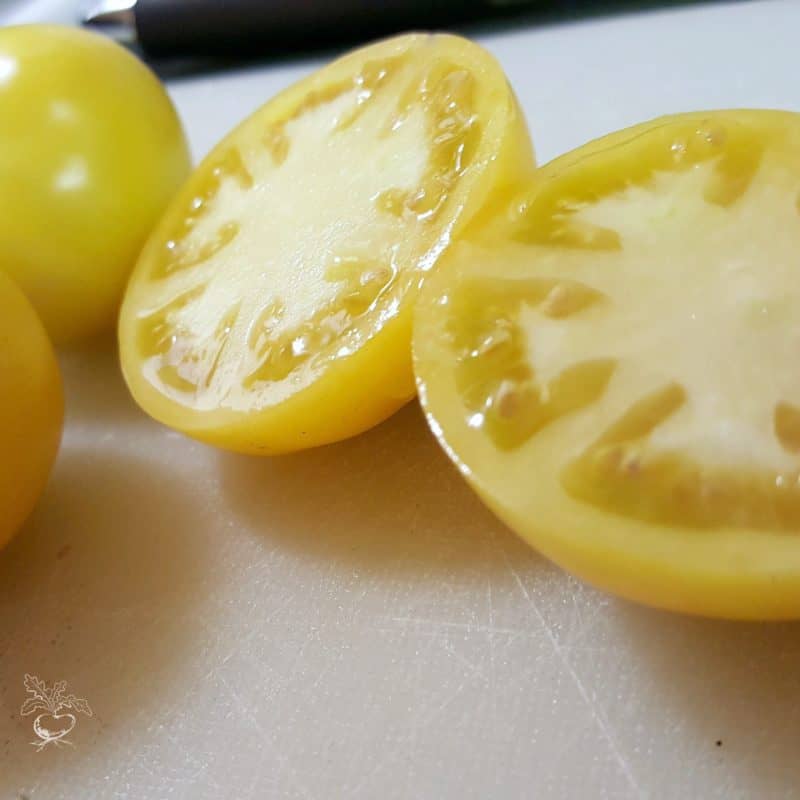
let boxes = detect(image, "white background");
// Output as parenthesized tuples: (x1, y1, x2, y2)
(2, 1, 800, 798)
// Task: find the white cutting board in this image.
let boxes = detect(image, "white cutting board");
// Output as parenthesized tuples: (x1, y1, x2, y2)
(2, 1, 800, 797)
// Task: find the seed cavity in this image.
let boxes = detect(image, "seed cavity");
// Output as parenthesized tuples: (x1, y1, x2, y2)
(448, 278, 613, 450)
(775, 402, 800, 453)
(564, 386, 800, 531)
(392, 65, 481, 223)
(375, 188, 411, 216)
(137, 285, 206, 359)
(513, 117, 763, 248)
(263, 125, 290, 165)
(150, 148, 252, 280)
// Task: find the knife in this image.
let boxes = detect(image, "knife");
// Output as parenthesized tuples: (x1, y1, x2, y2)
(83, 0, 532, 57)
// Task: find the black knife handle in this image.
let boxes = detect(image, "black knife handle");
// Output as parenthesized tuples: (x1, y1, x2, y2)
(134, 0, 486, 56)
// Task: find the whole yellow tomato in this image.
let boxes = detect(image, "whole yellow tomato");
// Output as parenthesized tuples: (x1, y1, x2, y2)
(0, 271, 63, 550)
(0, 24, 191, 342)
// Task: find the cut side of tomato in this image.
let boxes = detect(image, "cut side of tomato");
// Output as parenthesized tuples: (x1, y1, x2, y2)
(414, 110, 800, 619)
(119, 33, 533, 453)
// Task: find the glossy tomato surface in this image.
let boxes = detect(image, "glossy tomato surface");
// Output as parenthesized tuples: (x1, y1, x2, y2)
(0, 25, 190, 342)
(119, 33, 534, 454)
(415, 110, 800, 619)
(0, 271, 63, 550)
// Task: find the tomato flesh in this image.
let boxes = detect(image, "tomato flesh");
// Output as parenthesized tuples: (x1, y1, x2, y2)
(120, 33, 533, 453)
(415, 110, 800, 619)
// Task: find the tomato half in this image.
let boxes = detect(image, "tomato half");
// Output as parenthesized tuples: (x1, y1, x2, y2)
(0, 25, 190, 342)
(0, 271, 63, 550)
(119, 33, 533, 454)
(414, 110, 800, 619)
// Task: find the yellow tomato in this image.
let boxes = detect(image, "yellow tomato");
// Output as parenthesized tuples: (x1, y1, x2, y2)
(0, 271, 63, 550)
(119, 33, 533, 454)
(0, 25, 191, 342)
(414, 110, 800, 619)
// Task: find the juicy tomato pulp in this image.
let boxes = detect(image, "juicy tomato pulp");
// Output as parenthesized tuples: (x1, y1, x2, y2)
(119, 34, 534, 453)
(0, 271, 62, 550)
(414, 110, 800, 619)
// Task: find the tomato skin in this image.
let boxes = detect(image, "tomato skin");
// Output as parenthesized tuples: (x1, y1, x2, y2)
(118, 33, 534, 454)
(0, 25, 191, 343)
(0, 271, 63, 551)
(414, 110, 800, 620)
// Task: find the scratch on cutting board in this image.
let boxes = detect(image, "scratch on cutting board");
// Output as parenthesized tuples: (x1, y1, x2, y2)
(355, 673, 479, 796)
(199, 595, 296, 681)
(389, 616, 527, 638)
(243, 768, 275, 800)
(441, 638, 489, 682)
(499, 549, 644, 799)
(218, 672, 312, 800)
(400, 634, 440, 800)
(352, 631, 498, 798)
(485, 571, 501, 792)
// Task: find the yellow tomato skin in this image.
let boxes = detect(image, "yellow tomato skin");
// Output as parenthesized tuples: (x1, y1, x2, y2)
(0, 25, 191, 343)
(0, 271, 63, 550)
(415, 110, 800, 620)
(119, 33, 534, 454)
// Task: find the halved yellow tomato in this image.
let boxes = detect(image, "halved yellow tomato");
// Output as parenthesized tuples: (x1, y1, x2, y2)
(414, 110, 800, 619)
(0, 271, 63, 550)
(119, 33, 533, 454)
